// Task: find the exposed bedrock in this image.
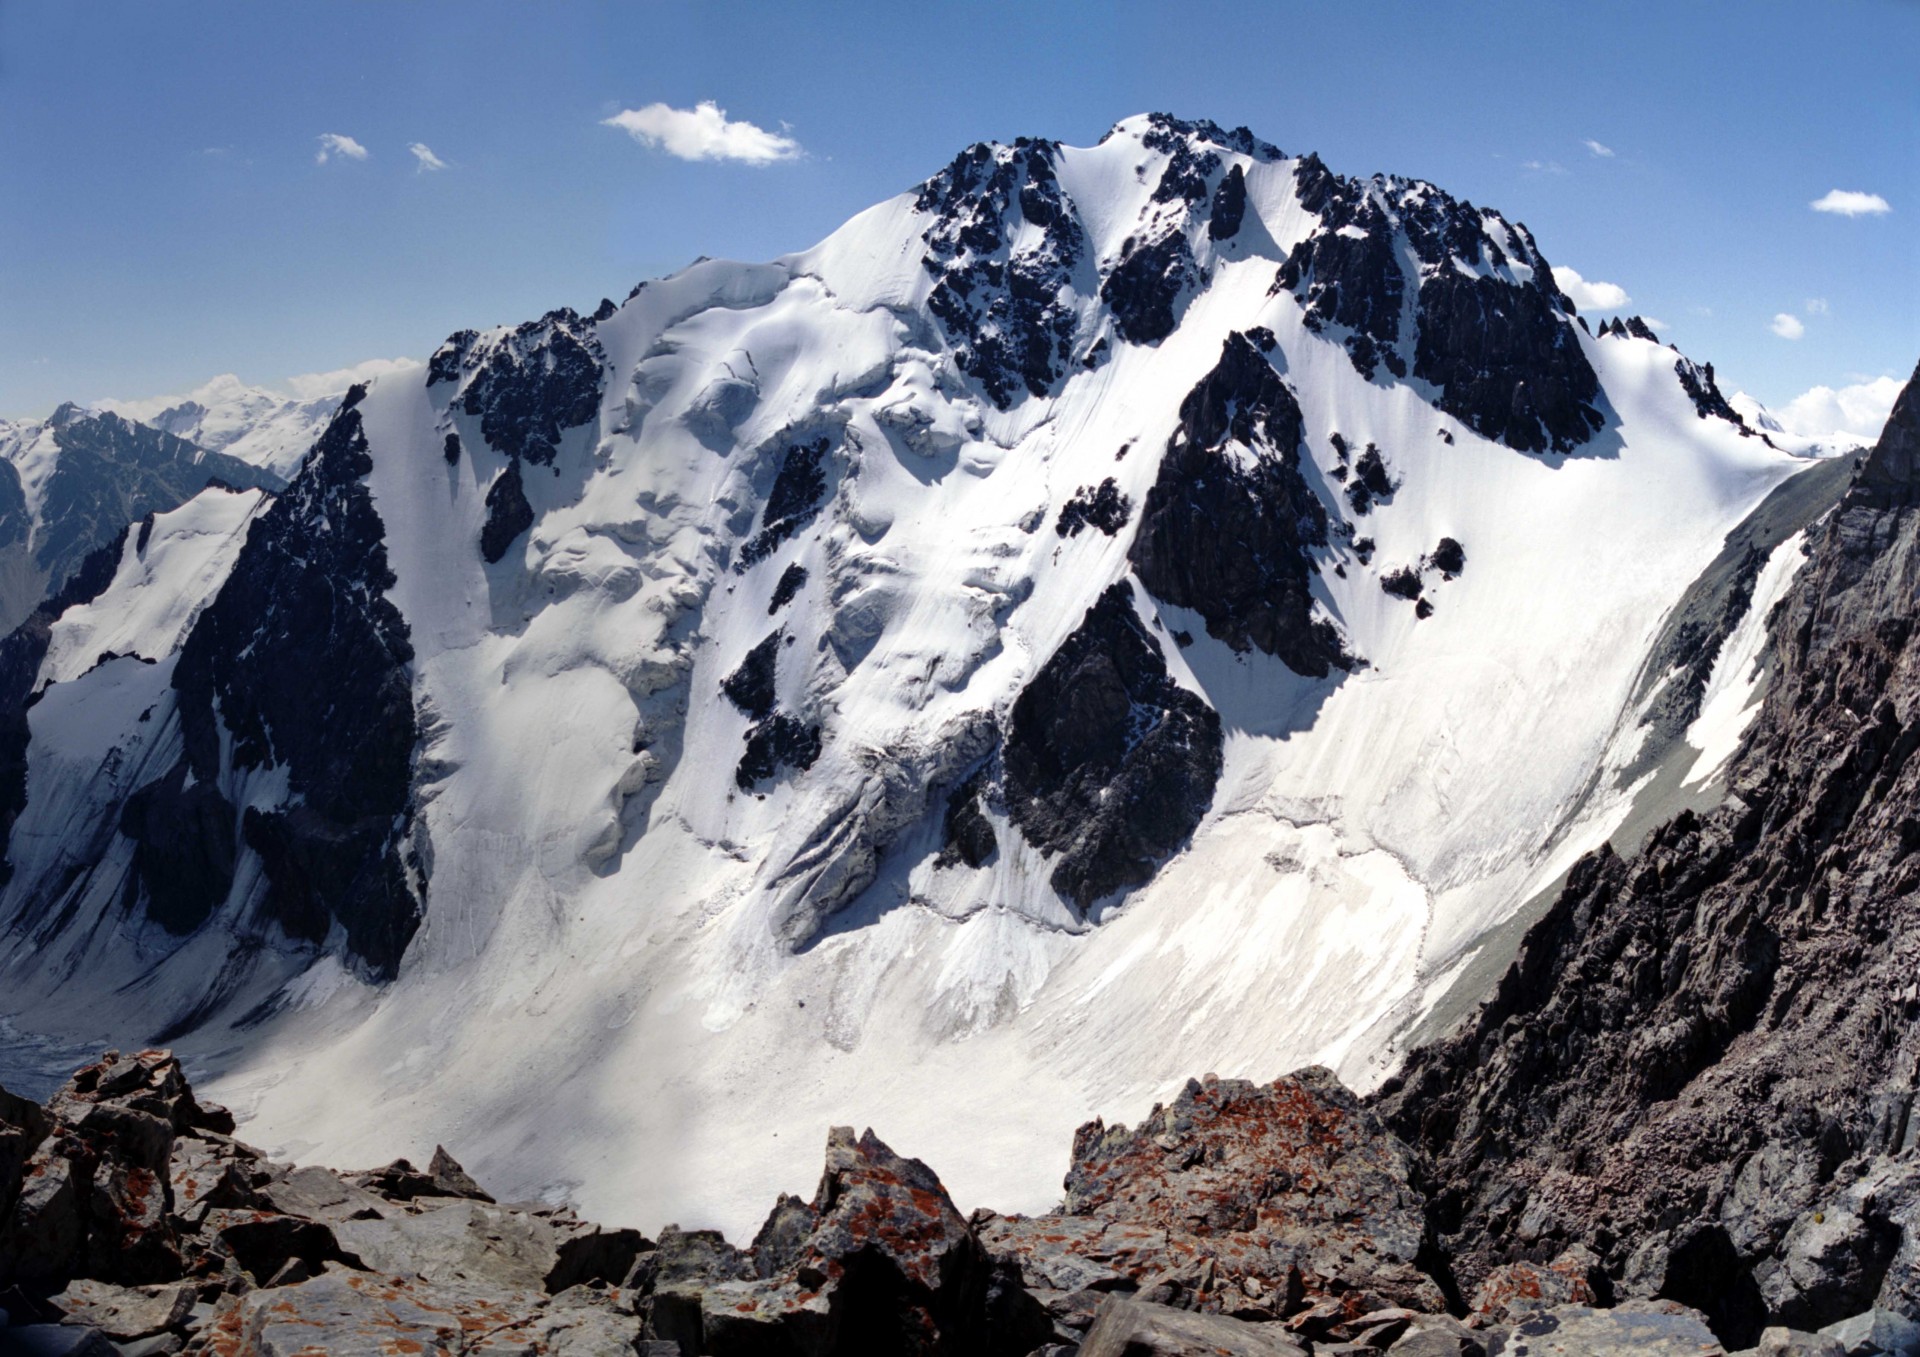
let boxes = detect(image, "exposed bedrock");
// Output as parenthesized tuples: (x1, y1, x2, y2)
(0, 533, 130, 883)
(123, 393, 422, 980)
(1129, 331, 1351, 677)
(1003, 583, 1223, 911)
(1276, 153, 1604, 454)
(916, 138, 1089, 409)
(434, 308, 607, 466)
(1374, 361, 1920, 1348)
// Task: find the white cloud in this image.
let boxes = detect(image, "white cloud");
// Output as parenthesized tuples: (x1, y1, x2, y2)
(1522, 159, 1568, 175)
(283, 356, 420, 400)
(315, 133, 369, 165)
(1770, 313, 1806, 340)
(1810, 189, 1891, 217)
(1773, 374, 1904, 440)
(1583, 139, 1615, 158)
(602, 100, 802, 164)
(1551, 265, 1631, 311)
(1804, 297, 1829, 315)
(408, 142, 447, 173)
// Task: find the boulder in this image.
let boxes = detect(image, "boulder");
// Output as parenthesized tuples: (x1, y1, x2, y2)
(1388, 1315, 1488, 1355)
(1485, 1301, 1727, 1355)
(982, 1068, 1445, 1322)
(1751, 1326, 1848, 1356)
(1818, 1308, 1920, 1356)
(1471, 1249, 1599, 1321)
(1078, 1295, 1308, 1356)
(333, 1199, 559, 1294)
(49, 1279, 193, 1339)
(206, 1270, 475, 1356)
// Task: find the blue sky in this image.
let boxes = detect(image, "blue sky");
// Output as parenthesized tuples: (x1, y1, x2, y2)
(3, 0, 1914, 427)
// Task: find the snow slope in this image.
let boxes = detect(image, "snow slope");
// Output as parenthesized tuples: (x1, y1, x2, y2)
(0, 115, 1826, 1238)
(99, 373, 366, 480)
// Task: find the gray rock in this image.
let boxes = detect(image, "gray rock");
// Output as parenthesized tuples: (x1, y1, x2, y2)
(226, 1271, 471, 1356)
(1819, 1308, 1920, 1356)
(49, 1281, 192, 1340)
(1077, 1295, 1307, 1356)
(259, 1164, 391, 1224)
(1486, 1302, 1727, 1355)
(1389, 1315, 1488, 1356)
(1755, 1326, 1847, 1356)
(109, 1335, 184, 1357)
(334, 1199, 558, 1294)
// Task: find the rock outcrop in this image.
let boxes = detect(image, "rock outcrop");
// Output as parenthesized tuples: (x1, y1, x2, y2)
(1374, 361, 1920, 1348)
(1002, 583, 1224, 910)
(1129, 331, 1349, 677)
(4, 1045, 1887, 1356)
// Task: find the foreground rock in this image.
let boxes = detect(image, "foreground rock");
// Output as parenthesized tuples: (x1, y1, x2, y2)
(1, 1045, 1911, 1354)
(1375, 362, 1920, 1351)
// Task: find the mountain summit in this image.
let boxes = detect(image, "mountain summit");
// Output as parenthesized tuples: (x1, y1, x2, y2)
(0, 114, 1833, 1236)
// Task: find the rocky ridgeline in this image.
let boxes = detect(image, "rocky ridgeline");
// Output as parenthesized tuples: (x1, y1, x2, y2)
(3, 1051, 1898, 1357)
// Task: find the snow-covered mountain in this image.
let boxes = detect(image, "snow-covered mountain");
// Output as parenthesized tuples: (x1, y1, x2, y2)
(98, 372, 361, 481)
(0, 114, 1842, 1238)
(0, 404, 282, 635)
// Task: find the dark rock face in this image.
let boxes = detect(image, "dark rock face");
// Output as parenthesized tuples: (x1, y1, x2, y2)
(1625, 456, 1851, 770)
(1003, 584, 1223, 910)
(1429, 537, 1465, 578)
(1412, 268, 1601, 454)
(935, 768, 997, 870)
(442, 430, 462, 465)
(737, 714, 822, 792)
(1345, 444, 1397, 516)
(1373, 362, 1920, 1345)
(1101, 230, 1198, 345)
(1275, 157, 1409, 382)
(1209, 164, 1248, 241)
(0, 460, 29, 552)
(32, 408, 281, 601)
(479, 456, 534, 563)
(1276, 157, 1603, 454)
(723, 632, 782, 721)
(740, 436, 831, 569)
(917, 139, 1088, 409)
(1055, 479, 1132, 538)
(769, 562, 808, 615)
(1675, 357, 1754, 433)
(1130, 332, 1350, 677)
(446, 309, 605, 466)
(0, 535, 129, 882)
(124, 396, 420, 979)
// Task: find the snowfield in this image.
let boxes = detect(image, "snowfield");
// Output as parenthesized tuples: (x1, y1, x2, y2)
(0, 115, 1825, 1239)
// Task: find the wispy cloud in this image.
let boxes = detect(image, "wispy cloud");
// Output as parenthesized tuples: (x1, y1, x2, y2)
(1771, 313, 1806, 340)
(1522, 159, 1568, 175)
(315, 133, 369, 165)
(408, 142, 448, 173)
(1805, 297, 1829, 315)
(1551, 265, 1630, 311)
(1810, 189, 1891, 217)
(1583, 139, 1615, 158)
(601, 100, 802, 164)
(284, 356, 420, 400)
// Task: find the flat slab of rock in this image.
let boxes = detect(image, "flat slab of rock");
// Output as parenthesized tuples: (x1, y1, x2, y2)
(206, 1271, 508, 1356)
(334, 1200, 558, 1294)
(51, 1279, 193, 1339)
(1489, 1302, 1727, 1355)
(1079, 1295, 1309, 1356)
